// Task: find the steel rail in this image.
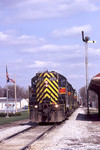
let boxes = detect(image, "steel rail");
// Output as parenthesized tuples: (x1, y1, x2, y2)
(0, 124, 37, 143)
(20, 124, 57, 150)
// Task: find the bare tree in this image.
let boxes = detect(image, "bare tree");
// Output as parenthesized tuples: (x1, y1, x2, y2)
(79, 86, 87, 107)
(0, 86, 5, 97)
(16, 85, 28, 99)
(0, 85, 28, 99)
(79, 86, 98, 108)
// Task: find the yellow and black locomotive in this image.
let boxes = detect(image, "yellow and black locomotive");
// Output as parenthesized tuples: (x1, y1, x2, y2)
(29, 71, 77, 123)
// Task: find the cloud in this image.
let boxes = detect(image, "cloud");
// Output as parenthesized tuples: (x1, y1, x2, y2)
(0, 32, 8, 40)
(17, 35, 45, 45)
(0, 31, 45, 46)
(14, 1, 100, 21)
(8, 59, 23, 64)
(27, 60, 59, 69)
(73, 0, 100, 12)
(52, 25, 92, 38)
(68, 74, 84, 79)
(69, 63, 84, 68)
(89, 47, 100, 56)
(21, 44, 81, 53)
(0, 0, 100, 22)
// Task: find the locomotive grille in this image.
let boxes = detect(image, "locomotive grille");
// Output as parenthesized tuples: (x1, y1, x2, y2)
(36, 72, 58, 104)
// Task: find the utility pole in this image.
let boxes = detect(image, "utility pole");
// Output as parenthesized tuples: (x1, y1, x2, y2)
(6, 65, 9, 118)
(6, 82, 9, 118)
(14, 75, 17, 112)
(82, 31, 96, 115)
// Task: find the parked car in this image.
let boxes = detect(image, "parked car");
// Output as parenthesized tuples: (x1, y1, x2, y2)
(23, 105, 28, 109)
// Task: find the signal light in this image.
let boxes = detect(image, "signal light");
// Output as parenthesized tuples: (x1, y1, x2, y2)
(34, 105, 38, 109)
(55, 104, 59, 108)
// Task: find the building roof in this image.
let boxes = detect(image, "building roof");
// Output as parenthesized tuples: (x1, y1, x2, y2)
(93, 73, 100, 78)
(0, 98, 23, 102)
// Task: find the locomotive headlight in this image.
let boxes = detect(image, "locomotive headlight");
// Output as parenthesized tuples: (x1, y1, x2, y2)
(34, 105, 38, 109)
(45, 80, 48, 84)
(45, 80, 49, 87)
(55, 104, 59, 108)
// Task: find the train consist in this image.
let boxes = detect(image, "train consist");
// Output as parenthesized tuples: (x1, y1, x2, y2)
(29, 71, 78, 123)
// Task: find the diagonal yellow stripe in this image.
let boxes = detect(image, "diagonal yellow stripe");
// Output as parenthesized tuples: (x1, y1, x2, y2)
(44, 73, 58, 88)
(36, 81, 44, 93)
(39, 72, 43, 77)
(44, 88, 58, 100)
(36, 84, 45, 99)
(37, 91, 44, 101)
(50, 72, 55, 77)
(43, 72, 51, 78)
(52, 80, 58, 88)
(36, 72, 59, 103)
(37, 86, 58, 102)
(48, 72, 58, 88)
(44, 77, 58, 93)
(48, 85, 58, 98)
(36, 80, 41, 88)
(40, 93, 57, 104)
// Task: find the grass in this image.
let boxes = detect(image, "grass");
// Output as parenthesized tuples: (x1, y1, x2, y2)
(0, 111, 29, 125)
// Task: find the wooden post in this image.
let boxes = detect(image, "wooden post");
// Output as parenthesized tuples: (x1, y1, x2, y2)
(14, 75, 17, 112)
(6, 82, 9, 118)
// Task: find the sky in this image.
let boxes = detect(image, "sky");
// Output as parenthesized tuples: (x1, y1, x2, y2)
(0, 0, 100, 92)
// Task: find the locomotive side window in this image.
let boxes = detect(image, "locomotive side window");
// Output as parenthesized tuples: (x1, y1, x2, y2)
(61, 79, 66, 86)
(68, 84, 71, 92)
(32, 81, 36, 88)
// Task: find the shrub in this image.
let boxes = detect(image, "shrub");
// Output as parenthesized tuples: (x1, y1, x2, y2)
(0, 113, 6, 117)
(0, 112, 21, 117)
(14, 112, 21, 116)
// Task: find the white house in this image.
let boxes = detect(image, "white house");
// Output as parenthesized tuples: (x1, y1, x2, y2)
(0, 97, 28, 112)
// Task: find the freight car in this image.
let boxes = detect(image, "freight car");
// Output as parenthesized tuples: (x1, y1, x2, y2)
(29, 71, 78, 123)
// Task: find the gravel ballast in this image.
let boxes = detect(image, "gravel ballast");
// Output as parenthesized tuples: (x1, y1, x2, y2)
(0, 108, 100, 150)
(30, 108, 100, 150)
(0, 119, 31, 140)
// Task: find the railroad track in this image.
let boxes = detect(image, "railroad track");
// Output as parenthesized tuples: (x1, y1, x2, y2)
(0, 125, 36, 143)
(0, 124, 56, 150)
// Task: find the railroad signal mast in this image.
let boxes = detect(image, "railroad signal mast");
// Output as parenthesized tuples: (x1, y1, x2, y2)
(82, 31, 96, 115)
